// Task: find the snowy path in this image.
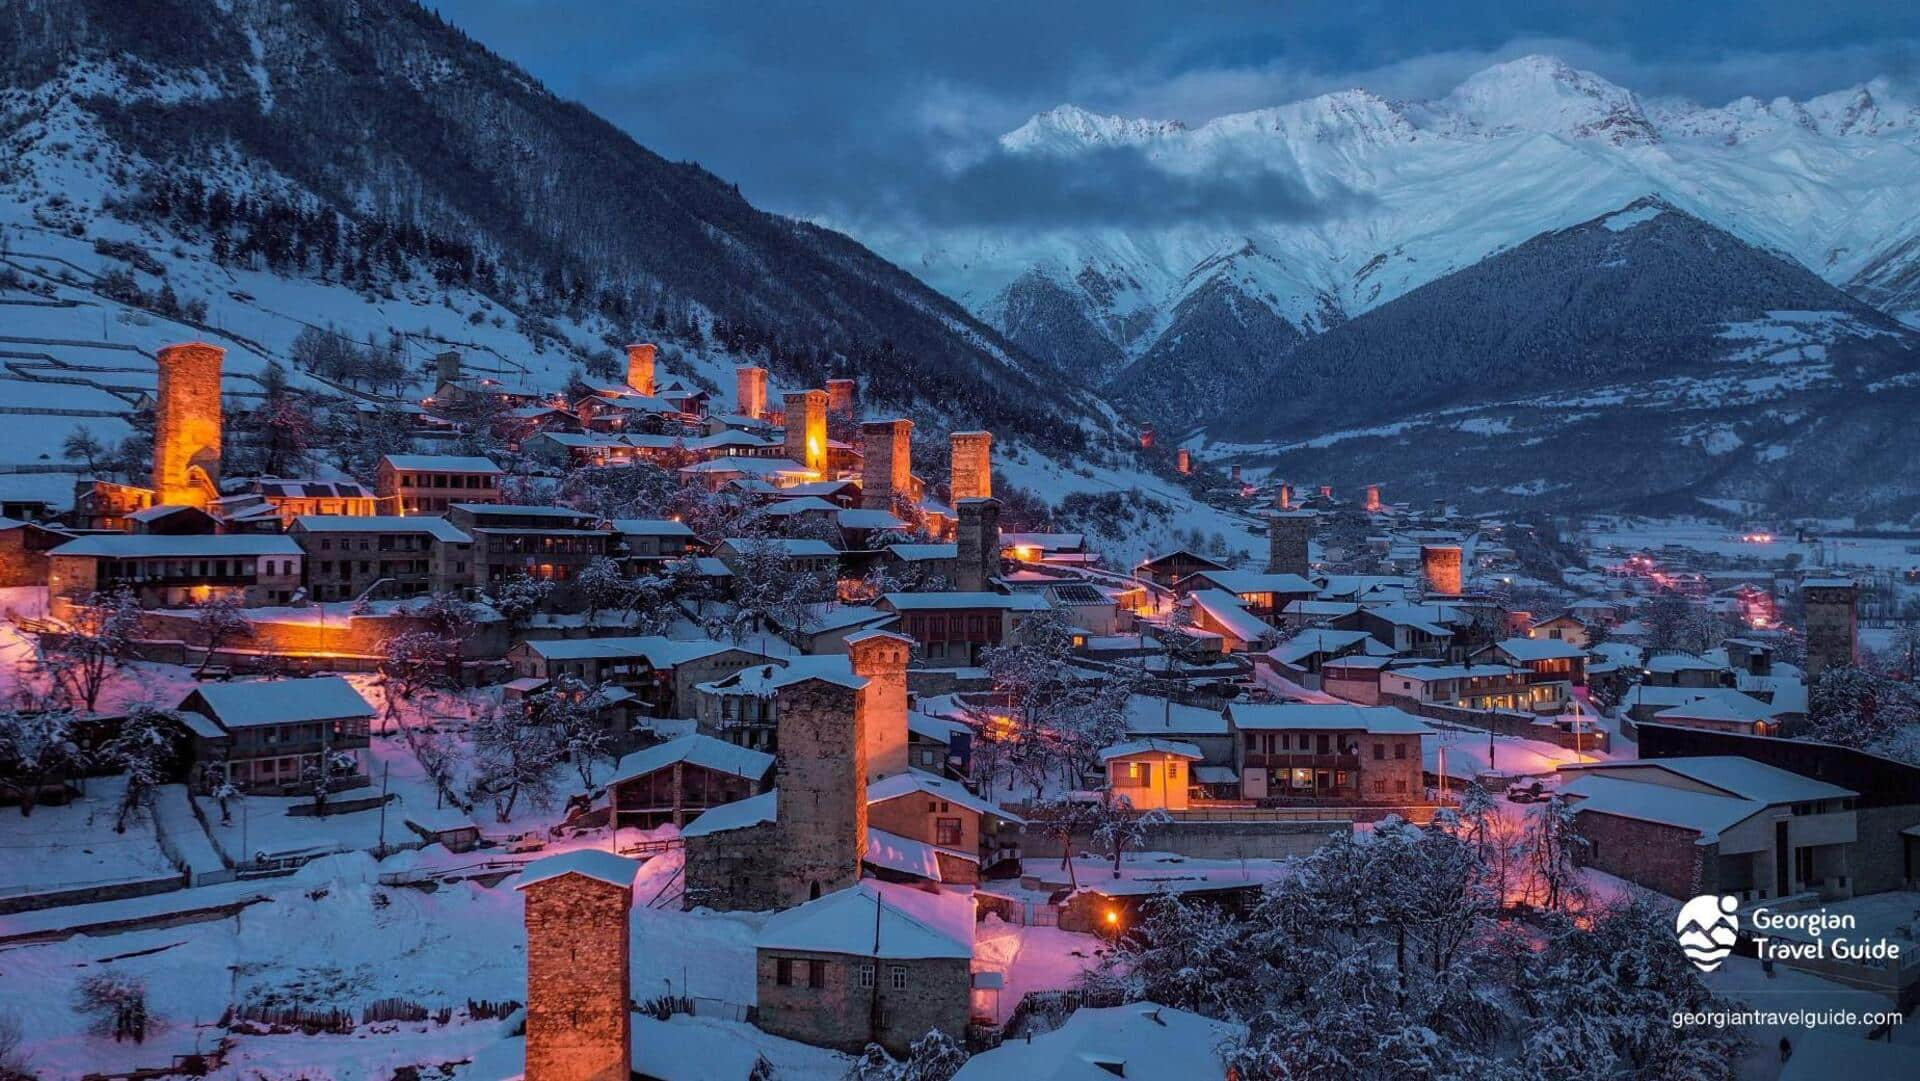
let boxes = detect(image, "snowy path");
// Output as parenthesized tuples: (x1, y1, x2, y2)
(152, 784, 230, 883)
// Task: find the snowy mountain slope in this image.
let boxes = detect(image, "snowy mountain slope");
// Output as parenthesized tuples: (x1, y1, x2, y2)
(0, 0, 1262, 557)
(0, 0, 1103, 460)
(1199, 203, 1920, 520)
(856, 56, 1920, 412)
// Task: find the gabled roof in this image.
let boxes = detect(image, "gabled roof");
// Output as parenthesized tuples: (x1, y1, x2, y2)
(950, 1004, 1243, 1081)
(756, 881, 972, 960)
(867, 770, 1025, 823)
(719, 536, 840, 557)
(1187, 590, 1276, 643)
(514, 850, 641, 891)
(606, 518, 696, 538)
(837, 508, 907, 531)
(53, 534, 303, 558)
(179, 676, 374, 729)
(608, 735, 774, 786)
(682, 790, 779, 837)
(380, 454, 502, 474)
(1100, 739, 1202, 762)
(1226, 702, 1432, 735)
(881, 591, 1050, 612)
(293, 516, 472, 542)
(1183, 570, 1317, 595)
(1490, 637, 1586, 662)
(886, 543, 958, 562)
(1561, 756, 1853, 804)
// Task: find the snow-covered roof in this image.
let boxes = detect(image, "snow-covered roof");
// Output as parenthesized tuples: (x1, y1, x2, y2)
(1269, 628, 1376, 665)
(453, 503, 596, 520)
(514, 850, 641, 891)
(1120, 695, 1228, 737)
(698, 655, 866, 695)
(1654, 696, 1774, 724)
(886, 543, 957, 562)
(605, 517, 696, 538)
(868, 770, 1025, 823)
(680, 457, 811, 477)
(881, 591, 1050, 611)
(864, 827, 975, 882)
(180, 676, 374, 729)
(719, 536, 839, 557)
(1226, 702, 1432, 735)
(1562, 756, 1854, 804)
(1557, 775, 1767, 844)
(608, 735, 774, 786)
(52, 534, 304, 558)
(756, 881, 972, 960)
(1644, 652, 1725, 674)
(293, 515, 472, 542)
(523, 636, 756, 666)
(951, 1003, 1244, 1081)
(1491, 636, 1586, 662)
(1000, 532, 1085, 550)
(1389, 663, 1523, 682)
(381, 454, 502, 473)
(1100, 739, 1203, 762)
(1187, 590, 1276, 643)
(758, 497, 840, 517)
(682, 790, 779, 838)
(837, 508, 907, 531)
(1184, 570, 1317, 595)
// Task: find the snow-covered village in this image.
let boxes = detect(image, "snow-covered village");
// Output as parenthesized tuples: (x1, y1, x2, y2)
(5, 3, 1920, 1080)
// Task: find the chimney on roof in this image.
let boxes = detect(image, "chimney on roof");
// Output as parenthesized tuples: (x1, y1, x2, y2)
(625, 343, 657, 396)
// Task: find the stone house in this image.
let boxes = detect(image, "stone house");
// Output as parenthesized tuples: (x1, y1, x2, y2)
(447, 503, 613, 588)
(510, 637, 773, 719)
(1136, 549, 1225, 589)
(875, 591, 1051, 667)
(289, 515, 474, 601)
(753, 882, 974, 1056)
(69, 478, 154, 531)
(375, 454, 503, 516)
(252, 478, 380, 522)
(1380, 662, 1533, 711)
(175, 677, 374, 794)
(0, 517, 72, 588)
(47, 533, 304, 615)
(606, 518, 697, 563)
(1227, 702, 1431, 803)
(1559, 757, 1859, 903)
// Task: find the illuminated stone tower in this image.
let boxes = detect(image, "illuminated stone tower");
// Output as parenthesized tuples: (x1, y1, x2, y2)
(1176, 448, 1193, 475)
(1273, 483, 1294, 510)
(736, 366, 768, 420)
(784, 390, 829, 473)
(950, 431, 992, 502)
(848, 628, 913, 781)
(625, 343, 657, 396)
(1366, 484, 1383, 513)
(152, 342, 224, 508)
(1422, 545, 1464, 596)
(517, 852, 639, 1081)
(861, 419, 912, 510)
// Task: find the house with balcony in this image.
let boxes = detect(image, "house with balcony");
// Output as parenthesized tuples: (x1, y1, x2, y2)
(47, 533, 304, 615)
(447, 503, 613, 587)
(375, 454, 503, 516)
(1173, 569, 1318, 624)
(290, 515, 473, 601)
(1472, 636, 1587, 711)
(1380, 662, 1534, 712)
(876, 591, 1051, 668)
(174, 677, 375, 795)
(1226, 702, 1431, 803)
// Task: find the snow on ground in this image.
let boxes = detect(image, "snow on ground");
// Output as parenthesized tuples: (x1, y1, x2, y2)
(972, 916, 1103, 1022)
(0, 774, 177, 896)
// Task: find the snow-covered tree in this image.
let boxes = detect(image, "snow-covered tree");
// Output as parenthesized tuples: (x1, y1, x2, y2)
(488, 574, 553, 630)
(1521, 795, 1589, 914)
(528, 674, 617, 788)
(103, 704, 181, 833)
(1806, 665, 1920, 761)
(843, 1029, 969, 1081)
(575, 555, 631, 626)
(191, 595, 252, 676)
(1026, 795, 1100, 890)
(45, 586, 145, 710)
(73, 972, 152, 1044)
(62, 425, 103, 472)
(1091, 891, 1253, 1017)
(0, 707, 84, 816)
(378, 630, 460, 721)
(468, 702, 565, 822)
(1089, 792, 1172, 879)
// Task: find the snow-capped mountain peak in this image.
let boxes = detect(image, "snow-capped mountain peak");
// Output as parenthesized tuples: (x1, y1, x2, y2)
(999, 104, 1187, 154)
(1422, 54, 1657, 144)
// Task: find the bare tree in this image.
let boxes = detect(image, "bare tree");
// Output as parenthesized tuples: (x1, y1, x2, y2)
(192, 595, 252, 676)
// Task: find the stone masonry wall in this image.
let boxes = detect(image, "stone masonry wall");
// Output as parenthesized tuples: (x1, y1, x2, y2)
(153, 342, 224, 507)
(755, 948, 970, 1056)
(1575, 810, 1709, 900)
(861, 420, 913, 511)
(772, 678, 867, 906)
(949, 431, 992, 502)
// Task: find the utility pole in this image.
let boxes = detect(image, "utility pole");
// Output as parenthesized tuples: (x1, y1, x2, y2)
(375, 760, 391, 857)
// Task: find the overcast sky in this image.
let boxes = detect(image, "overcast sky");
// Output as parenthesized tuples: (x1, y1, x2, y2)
(439, 1, 1920, 228)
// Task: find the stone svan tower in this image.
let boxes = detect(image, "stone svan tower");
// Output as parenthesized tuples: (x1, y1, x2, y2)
(949, 431, 992, 502)
(955, 497, 1001, 591)
(774, 675, 869, 902)
(625, 343, 657, 396)
(1803, 577, 1859, 678)
(784, 389, 829, 473)
(1422, 544, 1464, 596)
(1266, 510, 1313, 577)
(153, 341, 224, 508)
(517, 852, 640, 1081)
(1273, 483, 1294, 510)
(848, 629, 912, 781)
(861, 419, 913, 510)
(826, 377, 857, 418)
(736, 366, 768, 420)
(435, 349, 463, 385)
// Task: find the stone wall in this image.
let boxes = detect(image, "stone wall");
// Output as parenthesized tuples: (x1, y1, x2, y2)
(773, 678, 867, 905)
(1853, 803, 1920, 895)
(826, 378, 857, 418)
(0, 527, 52, 588)
(755, 948, 969, 1056)
(1576, 810, 1709, 899)
(626, 343, 657, 395)
(1805, 583, 1858, 679)
(683, 821, 788, 911)
(850, 632, 911, 780)
(523, 873, 631, 1081)
(1421, 545, 1463, 596)
(954, 498, 1000, 592)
